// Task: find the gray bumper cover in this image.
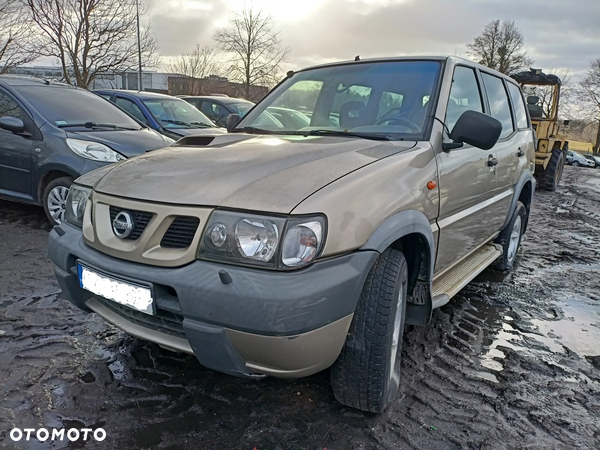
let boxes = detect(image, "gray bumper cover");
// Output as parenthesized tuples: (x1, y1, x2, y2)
(48, 223, 377, 377)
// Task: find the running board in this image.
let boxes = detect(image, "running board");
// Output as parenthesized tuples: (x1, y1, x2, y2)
(431, 244, 502, 308)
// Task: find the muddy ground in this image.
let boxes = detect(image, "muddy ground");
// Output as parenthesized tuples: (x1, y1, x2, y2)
(1, 166, 599, 450)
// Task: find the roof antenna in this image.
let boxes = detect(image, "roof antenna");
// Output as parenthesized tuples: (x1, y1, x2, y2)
(354, 55, 360, 61)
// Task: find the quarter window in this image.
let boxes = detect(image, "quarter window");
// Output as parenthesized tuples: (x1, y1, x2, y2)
(481, 73, 515, 139)
(0, 91, 25, 121)
(445, 67, 483, 132)
(506, 82, 529, 129)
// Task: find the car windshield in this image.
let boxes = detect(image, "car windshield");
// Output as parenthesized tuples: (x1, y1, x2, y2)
(236, 60, 441, 139)
(143, 98, 217, 128)
(14, 86, 142, 130)
(227, 101, 253, 117)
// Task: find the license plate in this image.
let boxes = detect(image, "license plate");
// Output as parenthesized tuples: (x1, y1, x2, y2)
(78, 264, 153, 315)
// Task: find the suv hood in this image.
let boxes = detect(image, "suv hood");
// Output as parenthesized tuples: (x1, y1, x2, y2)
(66, 128, 170, 157)
(166, 127, 227, 137)
(89, 135, 416, 213)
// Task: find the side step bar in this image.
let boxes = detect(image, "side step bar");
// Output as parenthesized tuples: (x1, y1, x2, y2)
(431, 244, 502, 309)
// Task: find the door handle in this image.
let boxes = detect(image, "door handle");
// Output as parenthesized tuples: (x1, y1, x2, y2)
(487, 157, 499, 167)
(517, 148, 525, 157)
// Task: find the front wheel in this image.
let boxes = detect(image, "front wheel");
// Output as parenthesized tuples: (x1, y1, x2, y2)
(43, 176, 73, 225)
(537, 147, 565, 191)
(330, 248, 408, 412)
(573, 161, 580, 167)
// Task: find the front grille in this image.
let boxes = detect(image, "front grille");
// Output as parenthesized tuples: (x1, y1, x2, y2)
(95, 296, 185, 338)
(160, 216, 200, 249)
(109, 206, 153, 240)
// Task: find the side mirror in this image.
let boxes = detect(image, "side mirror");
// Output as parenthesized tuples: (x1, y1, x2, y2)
(0, 116, 25, 134)
(447, 110, 502, 151)
(226, 113, 240, 132)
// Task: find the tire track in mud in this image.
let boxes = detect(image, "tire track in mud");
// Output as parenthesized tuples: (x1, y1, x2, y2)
(1, 167, 600, 449)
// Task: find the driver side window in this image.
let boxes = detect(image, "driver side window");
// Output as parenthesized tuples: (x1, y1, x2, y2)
(446, 66, 483, 132)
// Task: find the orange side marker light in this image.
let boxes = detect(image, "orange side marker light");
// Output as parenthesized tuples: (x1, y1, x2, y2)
(427, 180, 437, 190)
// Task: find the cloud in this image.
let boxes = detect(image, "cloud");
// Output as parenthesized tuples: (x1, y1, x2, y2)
(144, 0, 600, 76)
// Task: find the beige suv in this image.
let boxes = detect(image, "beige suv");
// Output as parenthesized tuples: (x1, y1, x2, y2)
(48, 56, 536, 412)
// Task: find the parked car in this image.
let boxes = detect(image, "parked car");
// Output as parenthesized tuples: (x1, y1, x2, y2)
(583, 154, 600, 168)
(94, 90, 226, 140)
(178, 95, 255, 127)
(266, 106, 311, 129)
(566, 150, 595, 167)
(0, 76, 174, 224)
(49, 56, 536, 413)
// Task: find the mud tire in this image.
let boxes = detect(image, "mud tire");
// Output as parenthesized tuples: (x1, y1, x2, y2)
(330, 248, 408, 413)
(493, 201, 527, 271)
(537, 147, 565, 191)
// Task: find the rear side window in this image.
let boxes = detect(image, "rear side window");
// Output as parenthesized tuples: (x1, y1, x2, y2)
(481, 73, 515, 139)
(446, 66, 484, 131)
(506, 82, 529, 129)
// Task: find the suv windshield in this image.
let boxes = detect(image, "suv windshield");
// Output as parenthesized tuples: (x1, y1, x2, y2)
(237, 60, 441, 138)
(15, 86, 142, 129)
(143, 98, 217, 129)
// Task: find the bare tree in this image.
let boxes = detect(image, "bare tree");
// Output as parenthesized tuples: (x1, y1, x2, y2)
(467, 20, 533, 75)
(22, 0, 160, 88)
(167, 45, 223, 95)
(0, 0, 38, 73)
(214, 7, 288, 100)
(576, 58, 600, 155)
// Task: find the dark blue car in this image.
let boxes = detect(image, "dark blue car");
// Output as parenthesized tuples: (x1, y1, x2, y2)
(94, 90, 226, 140)
(0, 76, 173, 225)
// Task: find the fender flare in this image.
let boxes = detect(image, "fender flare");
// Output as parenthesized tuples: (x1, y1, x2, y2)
(360, 209, 436, 281)
(502, 169, 536, 231)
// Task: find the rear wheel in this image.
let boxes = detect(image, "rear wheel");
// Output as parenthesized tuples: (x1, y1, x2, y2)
(493, 201, 527, 271)
(43, 176, 73, 225)
(537, 147, 565, 191)
(330, 248, 408, 413)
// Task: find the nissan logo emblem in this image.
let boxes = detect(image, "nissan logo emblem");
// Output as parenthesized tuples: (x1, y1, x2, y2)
(112, 211, 134, 238)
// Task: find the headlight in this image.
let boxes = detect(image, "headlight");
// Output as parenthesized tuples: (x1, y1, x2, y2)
(66, 139, 126, 162)
(198, 211, 326, 270)
(64, 184, 92, 228)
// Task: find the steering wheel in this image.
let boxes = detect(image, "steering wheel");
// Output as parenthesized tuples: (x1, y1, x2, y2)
(375, 114, 421, 132)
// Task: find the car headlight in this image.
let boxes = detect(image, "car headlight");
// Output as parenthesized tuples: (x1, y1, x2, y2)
(66, 139, 126, 162)
(64, 184, 92, 228)
(198, 211, 326, 270)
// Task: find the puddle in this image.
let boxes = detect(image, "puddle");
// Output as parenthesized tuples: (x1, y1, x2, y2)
(454, 295, 599, 383)
(530, 297, 600, 357)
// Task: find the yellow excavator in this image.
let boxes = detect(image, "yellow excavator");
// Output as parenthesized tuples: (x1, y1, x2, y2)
(511, 69, 569, 191)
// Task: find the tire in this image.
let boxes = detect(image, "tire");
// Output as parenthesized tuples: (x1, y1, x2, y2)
(493, 201, 527, 271)
(573, 161, 580, 167)
(330, 248, 408, 413)
(537, 147, 565, 191)
(43, 176, 74, 225)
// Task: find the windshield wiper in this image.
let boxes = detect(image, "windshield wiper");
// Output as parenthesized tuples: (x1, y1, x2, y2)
(189, 121, 215, 128)
(161, 119, 192, 127)
(57, 122, 138, 130)
(295, 129, 397, 141)
(233, 126, 281, 135)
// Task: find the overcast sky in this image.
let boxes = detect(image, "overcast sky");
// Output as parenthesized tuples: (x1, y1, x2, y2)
(145, 0, 600, 78)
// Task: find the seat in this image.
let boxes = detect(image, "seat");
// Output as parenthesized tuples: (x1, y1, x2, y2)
(527, 96, 543, 119)
(339, 101, 367, 129)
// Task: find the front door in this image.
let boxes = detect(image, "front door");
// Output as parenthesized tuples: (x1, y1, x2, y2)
(435, 66, 503, 273)
(0, 90, 34, 197)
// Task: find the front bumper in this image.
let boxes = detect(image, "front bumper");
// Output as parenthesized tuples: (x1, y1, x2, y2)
(48, 223, 377, 378)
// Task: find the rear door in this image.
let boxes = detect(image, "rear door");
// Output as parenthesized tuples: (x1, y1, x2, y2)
(0, 89, 34, 197)
(435, 65, 500, 273)
(481, 74, 530, 211)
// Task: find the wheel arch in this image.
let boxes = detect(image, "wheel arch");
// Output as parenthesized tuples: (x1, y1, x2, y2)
(37, 166, 77, 204)
(360, 210, 435, 326)
(502, 170, 535, 233)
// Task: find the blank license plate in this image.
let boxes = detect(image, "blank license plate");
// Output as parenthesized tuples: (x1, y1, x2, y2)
(78, 264, 153, 315)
